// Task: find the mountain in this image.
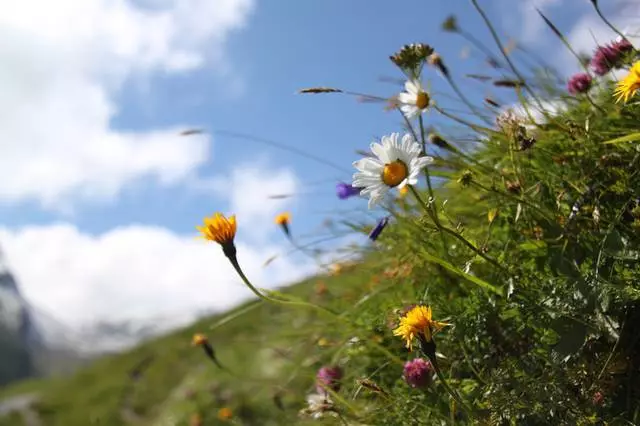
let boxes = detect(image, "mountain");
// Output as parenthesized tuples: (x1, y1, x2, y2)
(0, 248, 40, 385)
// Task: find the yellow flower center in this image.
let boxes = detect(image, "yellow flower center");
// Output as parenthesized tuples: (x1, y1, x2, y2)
(382, 161, 408, 187)
(415, 91, 429, 109)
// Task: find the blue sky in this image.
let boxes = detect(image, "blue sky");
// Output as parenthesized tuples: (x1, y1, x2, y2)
(0, 0, 635, 333)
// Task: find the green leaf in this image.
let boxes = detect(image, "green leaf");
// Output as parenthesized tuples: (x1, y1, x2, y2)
(604, 229, 625, 253)
(602, 132, 640, 145)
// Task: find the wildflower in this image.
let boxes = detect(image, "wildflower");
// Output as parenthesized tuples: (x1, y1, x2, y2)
(614, 61, 640, 103)
(427, 53, 449, 77)
(369, 216, 390, 241)
(397, 79, 430, 119)
(441, 15, 458, 32)
(352, 133, 433, 208)
(316, 366, 343, 394)
(591, 39, 634, 76)
(300, 394, 336, 419)
(567, 73, 593, 95)
(393, 305, 449, 350)
(197, 213, 237, 258)
(275, 212, 292, 238)
(389, 43, 434, 74)
(192, 333, 225, 370)
(403, 358, 434, 388)
(592, 391, 604, 406)
(428, 133, 451, 150)
(218, 407, 233, 421)
(336, 182, 361, 200)
(398, 186, 409, 197)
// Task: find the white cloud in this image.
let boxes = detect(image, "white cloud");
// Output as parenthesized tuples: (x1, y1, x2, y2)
(0, 223, 315, 328)
(0, 0, 254, 209)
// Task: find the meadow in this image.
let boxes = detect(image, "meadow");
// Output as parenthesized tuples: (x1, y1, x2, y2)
(2, 1, 640, 425)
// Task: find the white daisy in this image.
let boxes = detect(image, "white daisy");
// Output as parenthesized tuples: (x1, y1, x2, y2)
(397, 79, 430, 119)
(352, 133, 434, 209)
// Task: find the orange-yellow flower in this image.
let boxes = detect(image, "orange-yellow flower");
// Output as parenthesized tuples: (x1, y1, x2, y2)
(275, 212, 291, 225)
(398, 185, 409, 197)
(197, 213, 237, 247)
(393, 305, 449, 350)
(192, 333, 208, 347)
(614, 61, 640, 103)
(218, 407, 233, 421)
(275, 212, 292, 237)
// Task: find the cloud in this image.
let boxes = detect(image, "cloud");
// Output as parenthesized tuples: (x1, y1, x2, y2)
(0, 223, 315, 329)
(0, 0, 254, 209)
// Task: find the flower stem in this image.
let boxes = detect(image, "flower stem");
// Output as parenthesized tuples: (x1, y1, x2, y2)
(226, 253, 339, 318)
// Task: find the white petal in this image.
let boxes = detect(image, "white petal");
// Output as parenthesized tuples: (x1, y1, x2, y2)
(397, 92, 415, 105)
(370, 142, 390, 163)
(353, 157, 383, 173)
(401, 105, 419, 119)
(405, 79, 419, 95)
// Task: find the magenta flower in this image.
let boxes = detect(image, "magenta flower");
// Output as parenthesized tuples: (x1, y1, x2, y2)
(403, 358, 433, 388)
(336, 182, 361, 200)
(590, 39, 634, 76)
(316, 366, 343, 394)
(567, 73, 593, 95)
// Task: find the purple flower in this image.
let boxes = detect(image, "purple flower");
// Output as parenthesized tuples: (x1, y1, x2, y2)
(403, 358, 433, 389)
(316, 366, 343, 394)
(567, 73, 593, 95)
(368, 216, 390, 241)
(336, 182, 361, 200)
(590, 39, 634, 76)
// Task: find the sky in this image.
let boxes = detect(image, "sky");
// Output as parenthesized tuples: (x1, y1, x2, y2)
(0, 0, 636, 331)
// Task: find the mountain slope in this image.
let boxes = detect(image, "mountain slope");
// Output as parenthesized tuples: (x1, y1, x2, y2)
(0, 272, 355, 426)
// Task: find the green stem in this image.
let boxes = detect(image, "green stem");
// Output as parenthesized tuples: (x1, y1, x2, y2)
(591, 3, 628, 42)
(469, 0, 547, 112)
(227, 252, 339, 318)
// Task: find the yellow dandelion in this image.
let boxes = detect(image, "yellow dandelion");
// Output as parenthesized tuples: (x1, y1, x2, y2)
(191, 333, 208, 347)
(614, 61, 640, 103)
(274, 212, 291, 225)
(218, 407, 233, 421)
(196, 213, 237, 251)
(392, 305, 449, 350)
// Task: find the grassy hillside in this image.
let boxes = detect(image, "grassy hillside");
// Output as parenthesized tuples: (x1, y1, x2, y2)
(3, 4, 640, 426)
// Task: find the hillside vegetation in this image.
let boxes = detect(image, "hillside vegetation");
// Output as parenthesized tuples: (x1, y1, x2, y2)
(2, 2, 640, 425)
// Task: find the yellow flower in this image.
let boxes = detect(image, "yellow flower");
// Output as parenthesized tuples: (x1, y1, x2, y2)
(197, 213, 237, 247)
(393, 305, 449, 350)
(191, 333, 208, 347)
(218, 407, 233, 421)
(614, 61, 640, 103)
(274, 212, 291, 225)
(398, 185, 409, 197)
